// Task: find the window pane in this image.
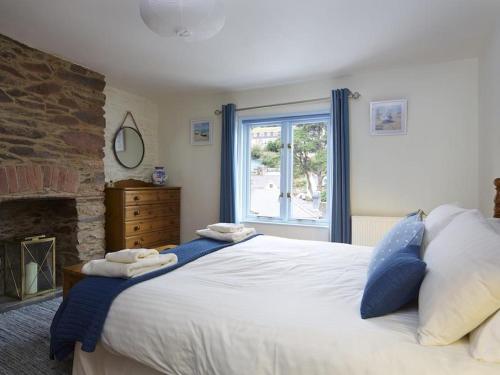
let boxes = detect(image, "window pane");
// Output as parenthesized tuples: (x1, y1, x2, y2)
(249, 125, 281, 218)
(291, 121, 327, 220)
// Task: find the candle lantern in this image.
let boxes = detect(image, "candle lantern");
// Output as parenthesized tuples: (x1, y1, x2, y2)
(3, 235, 56, 300)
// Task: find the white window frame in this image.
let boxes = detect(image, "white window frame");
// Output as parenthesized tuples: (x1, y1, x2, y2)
(238, 112, 331, 227)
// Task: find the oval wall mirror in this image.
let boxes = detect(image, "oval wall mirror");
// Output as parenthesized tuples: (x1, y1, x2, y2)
(113, 112, 145, 169)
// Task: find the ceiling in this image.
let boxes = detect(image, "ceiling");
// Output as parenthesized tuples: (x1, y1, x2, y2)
(0, 0, 499, 96)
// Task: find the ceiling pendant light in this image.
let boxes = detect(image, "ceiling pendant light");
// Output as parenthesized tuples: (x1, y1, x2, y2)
(140, 0, 225, 42)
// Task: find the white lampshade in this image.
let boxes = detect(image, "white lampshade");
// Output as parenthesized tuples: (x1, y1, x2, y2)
(140, 0, 225, 42)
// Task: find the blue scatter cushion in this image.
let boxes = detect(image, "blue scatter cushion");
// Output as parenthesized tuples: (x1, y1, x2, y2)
(360, 214, 426, 319)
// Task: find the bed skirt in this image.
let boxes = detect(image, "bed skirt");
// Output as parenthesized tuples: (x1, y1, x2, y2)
(73, 343, 161, 375)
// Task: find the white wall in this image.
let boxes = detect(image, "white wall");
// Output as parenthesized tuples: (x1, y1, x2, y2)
(159, 59, 479, 242)
(159, 94, 223, 242)
(104, 86, 160, 182)
(479, 24, 500, 216)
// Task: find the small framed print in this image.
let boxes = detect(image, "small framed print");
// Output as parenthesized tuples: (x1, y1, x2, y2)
(190, 120, 213, 146)
(370, 99, 407, 136)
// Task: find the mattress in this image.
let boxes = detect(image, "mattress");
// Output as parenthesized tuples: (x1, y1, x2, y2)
(78, 235, 499, 374)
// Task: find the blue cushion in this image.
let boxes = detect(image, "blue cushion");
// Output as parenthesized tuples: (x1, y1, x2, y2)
(360, 214, 426, 319)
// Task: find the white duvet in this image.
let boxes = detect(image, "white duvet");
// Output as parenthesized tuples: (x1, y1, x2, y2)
(100, 235, 499, 374)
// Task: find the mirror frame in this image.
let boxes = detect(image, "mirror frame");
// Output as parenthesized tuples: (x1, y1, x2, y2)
(112, 125, 145, 169)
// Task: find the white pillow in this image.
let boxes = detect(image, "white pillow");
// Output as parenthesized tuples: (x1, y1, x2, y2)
(422, 203, 468, 250)
(469, 309, 500, 363)
(418, 209, 500, 346)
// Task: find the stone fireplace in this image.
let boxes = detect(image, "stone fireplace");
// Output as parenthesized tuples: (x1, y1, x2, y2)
(0, 197, 77, 293)
(0, 33, 106, 290)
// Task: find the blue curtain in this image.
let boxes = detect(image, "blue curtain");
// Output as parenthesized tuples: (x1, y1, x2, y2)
(330, 89, 351, 243)
(219, 103, 237, 223)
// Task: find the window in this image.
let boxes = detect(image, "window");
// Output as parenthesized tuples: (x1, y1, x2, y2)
(240, 113, 330, 226)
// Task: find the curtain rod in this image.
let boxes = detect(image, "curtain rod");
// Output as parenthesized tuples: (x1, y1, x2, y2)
(214, 90, 361, 116)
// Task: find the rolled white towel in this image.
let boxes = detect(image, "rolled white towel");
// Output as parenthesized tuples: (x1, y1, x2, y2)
(82, 254, 178, 278)
(196, 227, 256, 243)
(207, 223, 245, 233)
(105, 248, 159, 264)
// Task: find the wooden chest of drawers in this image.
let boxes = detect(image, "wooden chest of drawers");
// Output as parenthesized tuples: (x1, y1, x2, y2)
(105, 181, 181, 252)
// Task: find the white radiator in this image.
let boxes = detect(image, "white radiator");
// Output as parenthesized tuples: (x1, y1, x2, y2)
(351, 216, 402, 247)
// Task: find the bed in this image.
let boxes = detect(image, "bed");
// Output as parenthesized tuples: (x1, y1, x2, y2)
(66, 179, 500, 374)
(71, 233, 499, 375)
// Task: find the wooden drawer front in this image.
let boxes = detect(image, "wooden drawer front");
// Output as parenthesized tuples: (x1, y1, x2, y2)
(125, 190, 179, 206)
(125, 204, 179, 221)
(125, 217, 180, 236)
(125, 231, 180, 249)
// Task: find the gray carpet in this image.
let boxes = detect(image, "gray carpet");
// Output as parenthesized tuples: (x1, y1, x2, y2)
(0, 297, 72, 375)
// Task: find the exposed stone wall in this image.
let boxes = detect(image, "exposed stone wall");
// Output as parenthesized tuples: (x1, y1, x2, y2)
(0, 33, 106, 266)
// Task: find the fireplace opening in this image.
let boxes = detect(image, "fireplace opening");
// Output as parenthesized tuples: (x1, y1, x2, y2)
(0, 198, 79, 298)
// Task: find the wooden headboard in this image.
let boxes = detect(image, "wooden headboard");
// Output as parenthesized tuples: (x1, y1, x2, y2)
(495, 179, 500, 218)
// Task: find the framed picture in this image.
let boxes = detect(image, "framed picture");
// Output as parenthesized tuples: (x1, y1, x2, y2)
(190, 120, 213, 145)
(370, 99, 407, 136)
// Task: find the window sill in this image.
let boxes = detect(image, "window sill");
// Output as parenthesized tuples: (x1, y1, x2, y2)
(241, 219, 329, 229)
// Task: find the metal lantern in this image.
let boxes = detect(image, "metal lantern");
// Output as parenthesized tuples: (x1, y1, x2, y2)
(3, 235, 56, 300)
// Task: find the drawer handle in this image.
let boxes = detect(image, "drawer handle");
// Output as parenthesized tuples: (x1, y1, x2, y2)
(134, 240, 143, 246)
(133, 196, 140, 201)
(134, 225, 141, 231)
(134, 210, 140, 216)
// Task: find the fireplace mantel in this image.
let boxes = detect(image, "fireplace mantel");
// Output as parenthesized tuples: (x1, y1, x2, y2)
(0, 163, 80, 197)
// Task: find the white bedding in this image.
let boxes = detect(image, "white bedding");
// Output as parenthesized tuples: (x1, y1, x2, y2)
(97, 235, 499, 374)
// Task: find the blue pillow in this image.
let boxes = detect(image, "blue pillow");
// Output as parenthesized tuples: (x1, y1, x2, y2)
(360, 214, 426, 319)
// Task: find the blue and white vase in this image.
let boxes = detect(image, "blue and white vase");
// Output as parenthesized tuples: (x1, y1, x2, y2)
(152, 166, 167, 186)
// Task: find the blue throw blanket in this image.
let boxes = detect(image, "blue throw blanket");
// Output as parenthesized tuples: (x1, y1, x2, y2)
(50, 235, 260, 361)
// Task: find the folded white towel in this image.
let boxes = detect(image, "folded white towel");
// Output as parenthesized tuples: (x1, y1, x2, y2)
(207, 223, 245, 233)
(105, 248, 159, 264)
(196, 227, 256, 242)
(82, 254, 178, 279)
